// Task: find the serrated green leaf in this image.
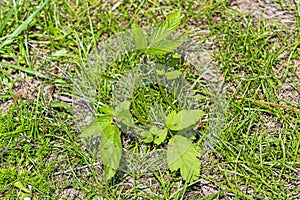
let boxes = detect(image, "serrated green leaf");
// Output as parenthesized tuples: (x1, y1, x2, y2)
(115, 101, 134, 126)
(99, 124, 122, 180)
(80, 116, 112, 137)
(132, 23, 147, 51)
(165, 11, 181, 32)
(166, 110, 178, 129)
(166, 110, 204, 131)
(167, 135, 200, 182)
(166, 70, 182, 80)
(147, 39, 183, 55)
(150, 11, 181, 44)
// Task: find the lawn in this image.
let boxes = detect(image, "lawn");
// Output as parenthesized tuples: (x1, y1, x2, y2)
(0, 0, 299, 199)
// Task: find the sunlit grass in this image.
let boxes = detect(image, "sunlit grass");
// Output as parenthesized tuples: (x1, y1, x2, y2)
(0, 0, 299, 199)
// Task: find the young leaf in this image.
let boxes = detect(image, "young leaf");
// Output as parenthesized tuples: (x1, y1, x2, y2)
(167, 135, 200, 182)
(172, 53, 182, 59)
(115, 101, 134, 127)
(150, 11, 181, 44)
(132, 23, 147, 51)
(80, 119, 101, 138)
(166, 110, 204, 131)
(156, 69, 165, 76)
(99, 124, 122, 180)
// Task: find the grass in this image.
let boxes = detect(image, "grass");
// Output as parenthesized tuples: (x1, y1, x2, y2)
(0, 0, 299, 199)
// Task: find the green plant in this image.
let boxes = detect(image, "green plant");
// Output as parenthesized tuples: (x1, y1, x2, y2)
(80, 11, 205, 182)
(1, 0, 300, 198)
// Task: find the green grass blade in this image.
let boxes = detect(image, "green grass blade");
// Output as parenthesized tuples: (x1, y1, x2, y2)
(0, 61, 48, 79)
(0, 0, 21, 34)
(0, 0, 49, 49)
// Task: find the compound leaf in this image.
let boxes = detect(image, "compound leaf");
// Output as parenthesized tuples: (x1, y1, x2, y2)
(167, 135, 200, 182)
(150, 11, 180, 44)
